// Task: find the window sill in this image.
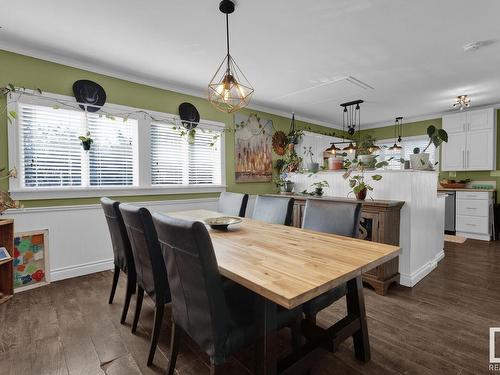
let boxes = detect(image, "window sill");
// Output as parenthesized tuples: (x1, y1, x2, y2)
(9, 185, 227, 200)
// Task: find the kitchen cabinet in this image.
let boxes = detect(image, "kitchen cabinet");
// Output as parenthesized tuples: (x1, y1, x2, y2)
(441, 108, 496, 171)
(455, 191, 494, 241)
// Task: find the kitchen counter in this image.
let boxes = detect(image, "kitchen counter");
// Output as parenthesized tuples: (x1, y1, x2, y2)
(438, 187, 496, 192)
(266, 193, 404, 208)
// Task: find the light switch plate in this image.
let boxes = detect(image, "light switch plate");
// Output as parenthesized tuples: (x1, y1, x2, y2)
(490, 170, 500, 177)
(449, 171, 457, 177)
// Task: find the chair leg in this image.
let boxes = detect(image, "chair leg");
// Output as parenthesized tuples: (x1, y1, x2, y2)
(167, 322, 181, 375)
(120, 278, 135, 324)
(305, 313, 317, 325)
(108, 265, 120, 304)
(131, 287, 144, 333)
(147, 303, 164, 366)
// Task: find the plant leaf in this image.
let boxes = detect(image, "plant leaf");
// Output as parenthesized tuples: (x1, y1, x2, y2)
(8, 111, 17, 119)
(372, 174, 383, 181)
(437, 128, 448, 142)
(7, 83, 15, 91)
(427, 125, 436, 137)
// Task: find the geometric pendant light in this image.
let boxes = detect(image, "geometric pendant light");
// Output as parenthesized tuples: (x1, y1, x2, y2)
(208, 0, 254, 113)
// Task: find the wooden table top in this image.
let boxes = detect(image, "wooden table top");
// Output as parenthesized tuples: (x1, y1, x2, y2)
(166, 210, 401, 309)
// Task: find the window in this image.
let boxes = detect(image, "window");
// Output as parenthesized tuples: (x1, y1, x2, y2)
(151, 122, 222, 185)
(376, 136, 436, 170)
(8, 91, 226, 199)
(17, 102, 138, 188)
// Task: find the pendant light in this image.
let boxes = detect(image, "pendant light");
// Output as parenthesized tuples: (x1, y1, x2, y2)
(208, 0, 254, 113)
(326, 143, 341, 155)
(389, 117, 403, 151)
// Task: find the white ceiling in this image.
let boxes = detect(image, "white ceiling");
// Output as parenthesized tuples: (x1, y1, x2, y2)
(1, 0, 500, 129)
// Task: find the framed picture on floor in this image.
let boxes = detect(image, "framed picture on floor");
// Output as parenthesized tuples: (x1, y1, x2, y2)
(13, 230, 50, 292)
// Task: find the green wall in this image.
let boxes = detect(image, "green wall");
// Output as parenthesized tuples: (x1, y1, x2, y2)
(0, 50, 337, 207)
(361, 113, 500, 201)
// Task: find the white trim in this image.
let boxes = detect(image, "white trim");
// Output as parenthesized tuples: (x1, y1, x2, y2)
(399, 249, 444, 287)
(4, 197, 219, 213)
(8, 90, 227, 199)
(0, 44, 339, 129)
(455, 231, 491, 241)
(364, 104, 500, 129)
(50, 258, 114, 282)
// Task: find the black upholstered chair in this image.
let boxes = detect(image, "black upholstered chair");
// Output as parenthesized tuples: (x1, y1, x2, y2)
(119, 204, 171, 366)
(152, 213, 302, 374)
(101, 198, 137, 324)
(217, 191, 249, 217)
(301, 199, 362, 323)
(252, 195, 294, 225)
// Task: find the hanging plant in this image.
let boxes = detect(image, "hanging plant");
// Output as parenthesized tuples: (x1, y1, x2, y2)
(79, 131, 94, 151)
(272, 130, 288, 155)
(0, 167, 21, 214)
(1, 84, 42, 125)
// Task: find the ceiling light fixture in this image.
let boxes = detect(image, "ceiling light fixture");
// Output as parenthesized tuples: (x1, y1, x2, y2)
(208, 0, 254, 113)
(389, 117, 403, 151)
(453, 95, 470, 110)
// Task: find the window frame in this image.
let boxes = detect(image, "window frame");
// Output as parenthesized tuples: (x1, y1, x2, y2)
(7, 91, 226, 200)
(375, 135, 438, 170)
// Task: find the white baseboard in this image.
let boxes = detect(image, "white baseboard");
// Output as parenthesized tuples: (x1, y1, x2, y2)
(455, 231, 491, 241)
(400, 250, 444, 287)
(51, 258, 114, 282)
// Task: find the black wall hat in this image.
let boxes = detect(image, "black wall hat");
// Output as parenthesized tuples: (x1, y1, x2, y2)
(72, 80, 106, 112)
(178, 102, 200, 129)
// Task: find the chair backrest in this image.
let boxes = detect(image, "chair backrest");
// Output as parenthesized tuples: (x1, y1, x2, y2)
(152, 213, 228, 358)
(217, 192, 249, 217)
(119, 204, 170, 304)
(100, 197, 136, 280)
(252, 195, 294, 225)
(302, 199, 362, 238)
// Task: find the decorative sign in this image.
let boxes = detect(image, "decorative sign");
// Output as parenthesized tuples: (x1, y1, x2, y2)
(234, 113, 273, 183)
(13, 230, 49, 292)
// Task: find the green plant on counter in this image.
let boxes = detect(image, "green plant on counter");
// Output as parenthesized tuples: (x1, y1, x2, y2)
(301, 180, 329, 197)
(354, 134, 378, 156)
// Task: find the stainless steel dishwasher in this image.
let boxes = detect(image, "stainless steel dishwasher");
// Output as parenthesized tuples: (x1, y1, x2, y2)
(444, 191, 456, 234)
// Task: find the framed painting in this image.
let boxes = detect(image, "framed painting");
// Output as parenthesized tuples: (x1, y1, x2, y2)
(235, 113, 273, 182)
(13, 230, 50, 292)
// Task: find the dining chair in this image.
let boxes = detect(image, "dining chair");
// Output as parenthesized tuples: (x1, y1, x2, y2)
(217, 191, 249, 217)
(152, 213, 303, 374)
(301, 199, 362, 324)
(252, 195, 294, 225)
(119, 204, 172, 366)
(100, 197, 137, 324)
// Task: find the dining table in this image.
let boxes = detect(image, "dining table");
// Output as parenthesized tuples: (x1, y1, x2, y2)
(167, 209, 401, 375)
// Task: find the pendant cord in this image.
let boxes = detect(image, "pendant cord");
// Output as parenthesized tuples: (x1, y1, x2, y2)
(226, 13, 230, 72)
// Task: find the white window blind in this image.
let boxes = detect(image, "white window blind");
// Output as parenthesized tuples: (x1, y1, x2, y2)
(151, 122, 221, 185)
(17, 103, 138, 188)
(19, 104, 84, 187)
(376, 137, 436, 170)
(88, 114, 138, 186)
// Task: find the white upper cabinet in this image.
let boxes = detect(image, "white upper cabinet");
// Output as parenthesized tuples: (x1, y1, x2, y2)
(441, 108, 496, 171)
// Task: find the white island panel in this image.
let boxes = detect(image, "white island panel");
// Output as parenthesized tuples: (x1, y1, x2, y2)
(289, 170, 444, 287)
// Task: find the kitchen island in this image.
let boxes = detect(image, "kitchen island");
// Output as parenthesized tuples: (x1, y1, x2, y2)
(288, 170, 445, 288)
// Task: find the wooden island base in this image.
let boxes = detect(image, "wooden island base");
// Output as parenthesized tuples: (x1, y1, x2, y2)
(267, 194, 404, 296)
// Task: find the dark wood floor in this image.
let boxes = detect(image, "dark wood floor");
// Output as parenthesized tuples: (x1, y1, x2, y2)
(1, 239, 498, 374)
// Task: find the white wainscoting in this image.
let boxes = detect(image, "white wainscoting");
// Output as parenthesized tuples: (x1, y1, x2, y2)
(4, 198, 220, 284)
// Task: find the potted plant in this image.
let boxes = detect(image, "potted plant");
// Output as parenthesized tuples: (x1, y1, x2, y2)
(303, 146, 319, 172)
(311, 180, 329, 196)
(274, 173, 294, 193)
(410, 125, 448, 170)
(355, 134, 378, 165)
(283, 147, 302, 172)
(343, 156, 388, 200)
(79, 131, 94, 151)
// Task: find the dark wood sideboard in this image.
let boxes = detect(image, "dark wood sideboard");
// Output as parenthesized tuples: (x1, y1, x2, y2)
(266, 194, 405, 295)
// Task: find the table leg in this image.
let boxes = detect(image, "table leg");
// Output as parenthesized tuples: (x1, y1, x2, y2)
(255, 298, 278, 375)
(346, 275, 371, 362)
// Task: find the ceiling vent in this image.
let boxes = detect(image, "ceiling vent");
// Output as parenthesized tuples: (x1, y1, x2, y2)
(275, 75, 374, 107)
